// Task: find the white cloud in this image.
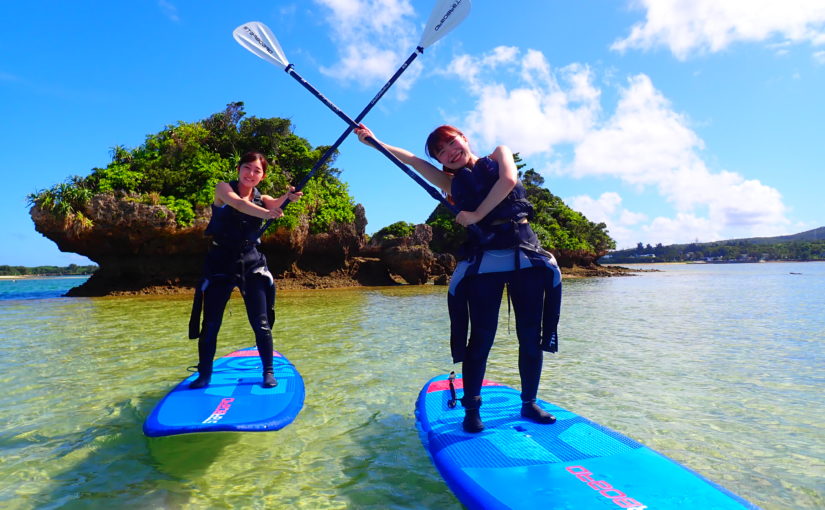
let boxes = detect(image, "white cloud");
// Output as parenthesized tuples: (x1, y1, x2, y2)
(572, 74, 702, 188)
(571, 74, 789, 242)
(643, 214, 718, 246)
(313, 0, 420, 90)
(443, 47, 791, 246)
(567, 192, 714, 248)
(441, 47, 600, 157)
(567, 192, 648, 248)
(612, 0, 825, 60)
(568, 192, 637, 224)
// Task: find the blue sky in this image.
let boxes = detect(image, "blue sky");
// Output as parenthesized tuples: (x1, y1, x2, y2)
(2, 1, 823, 266)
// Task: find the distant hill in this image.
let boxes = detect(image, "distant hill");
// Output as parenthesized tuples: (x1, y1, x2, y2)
(720, 226, 825, 245)
(605, 226, 825, 263)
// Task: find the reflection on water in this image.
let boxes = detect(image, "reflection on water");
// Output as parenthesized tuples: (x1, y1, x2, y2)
(0, 263, 823, 509)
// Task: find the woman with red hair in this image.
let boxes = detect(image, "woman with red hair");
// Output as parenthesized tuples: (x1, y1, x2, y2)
(355, 124, 562, 433)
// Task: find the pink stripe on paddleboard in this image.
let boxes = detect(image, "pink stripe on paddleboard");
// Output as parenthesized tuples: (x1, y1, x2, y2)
(225, 349, 284, 358)
(427, 378, 503, 393)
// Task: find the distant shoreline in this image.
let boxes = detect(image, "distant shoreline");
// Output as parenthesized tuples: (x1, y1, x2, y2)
(609, 259, 823, 266)
(0, 275, 90, 280)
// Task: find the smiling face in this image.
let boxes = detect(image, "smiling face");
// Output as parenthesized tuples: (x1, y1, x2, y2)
(434, 134, 473, 170)
(426, 125, 476, 171)
(238, 158, 266, 189)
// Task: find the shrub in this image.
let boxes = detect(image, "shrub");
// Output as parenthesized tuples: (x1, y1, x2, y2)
(372, 221, 416, 243)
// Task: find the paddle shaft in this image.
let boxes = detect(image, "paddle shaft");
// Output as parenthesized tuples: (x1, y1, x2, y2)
(284, 64, 476, 223)
(255, 49, 423, 238)
(242, 0, 479, 238)
(256, 59, 486, 240)
(292, 48, 422, 193)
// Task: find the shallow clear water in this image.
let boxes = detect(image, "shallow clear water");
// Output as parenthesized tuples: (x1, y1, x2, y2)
(0, 263, 822, 509)
(0, 276, 89, 300)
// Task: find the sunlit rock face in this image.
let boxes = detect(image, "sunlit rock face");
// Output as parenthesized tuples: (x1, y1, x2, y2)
(30, 194, 371, 295)
(31, 194, 603, 296)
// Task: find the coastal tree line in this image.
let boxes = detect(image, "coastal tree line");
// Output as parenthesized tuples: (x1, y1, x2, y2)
(607, 240, 825, 263)
(26, 102, 614, 260)
(0, 264, 97, 276)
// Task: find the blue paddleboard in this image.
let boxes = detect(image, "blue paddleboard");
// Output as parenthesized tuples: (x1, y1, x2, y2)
(143, 347, 304, 437)
(416, 374, 758, 510)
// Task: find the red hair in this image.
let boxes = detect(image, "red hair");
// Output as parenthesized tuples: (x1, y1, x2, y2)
(425, 125, 466, 174)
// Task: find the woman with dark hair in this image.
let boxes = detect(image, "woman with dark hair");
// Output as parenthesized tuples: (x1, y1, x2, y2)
(354, 124, 562, 433)
(187, 151, 302, 389)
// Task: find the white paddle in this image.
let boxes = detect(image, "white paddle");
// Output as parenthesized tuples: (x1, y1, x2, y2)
(234, 0, 480, 238)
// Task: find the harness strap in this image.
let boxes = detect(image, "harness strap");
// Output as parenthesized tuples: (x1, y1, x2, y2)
(188, 283, 204, 339)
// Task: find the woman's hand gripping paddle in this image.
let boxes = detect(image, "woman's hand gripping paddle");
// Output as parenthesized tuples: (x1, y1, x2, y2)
(233, 1, 492, 243)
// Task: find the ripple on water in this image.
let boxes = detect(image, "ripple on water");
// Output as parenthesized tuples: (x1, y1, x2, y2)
(0, 265, 823, 509)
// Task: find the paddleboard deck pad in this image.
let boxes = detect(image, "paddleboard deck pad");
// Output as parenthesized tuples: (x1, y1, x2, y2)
(143, 347, 304, 437)
(415, 373, 757, 509)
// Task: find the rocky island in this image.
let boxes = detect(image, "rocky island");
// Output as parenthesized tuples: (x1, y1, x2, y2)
(28, 103, 623, 296)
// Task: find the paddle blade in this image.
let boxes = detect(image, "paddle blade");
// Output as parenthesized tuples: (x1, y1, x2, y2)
(419, 0, 472, 48)
(233, 21, 290, 69)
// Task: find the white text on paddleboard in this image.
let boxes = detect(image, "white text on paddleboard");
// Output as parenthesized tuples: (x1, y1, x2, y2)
(203, 397, 235, 424)
(565, 465, 647, 509)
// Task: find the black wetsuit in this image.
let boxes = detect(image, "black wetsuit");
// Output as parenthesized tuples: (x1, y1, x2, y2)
(188, 181, 276, 379)
(447, 157, 563, 405)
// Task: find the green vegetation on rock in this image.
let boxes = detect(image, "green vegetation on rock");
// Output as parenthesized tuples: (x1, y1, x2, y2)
(426, 154, 615, 259)
(371, 221, 417, 243)
(26, 102, 355, 233)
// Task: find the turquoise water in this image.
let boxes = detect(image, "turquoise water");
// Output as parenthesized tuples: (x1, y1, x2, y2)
(0, 276, 89, 300)
(0, 264, 823, 509)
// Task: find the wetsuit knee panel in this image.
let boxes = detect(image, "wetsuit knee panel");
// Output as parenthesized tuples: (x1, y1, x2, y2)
(250, 313, 272, 334)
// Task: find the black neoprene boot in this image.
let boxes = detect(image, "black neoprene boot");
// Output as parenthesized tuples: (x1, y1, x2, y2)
(461, 396, 485, 433)
(262, 371, 277, 388)
(521, 400, 556, 424)
(188, 364, 212, 389)
(255, 330, 277, 388)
